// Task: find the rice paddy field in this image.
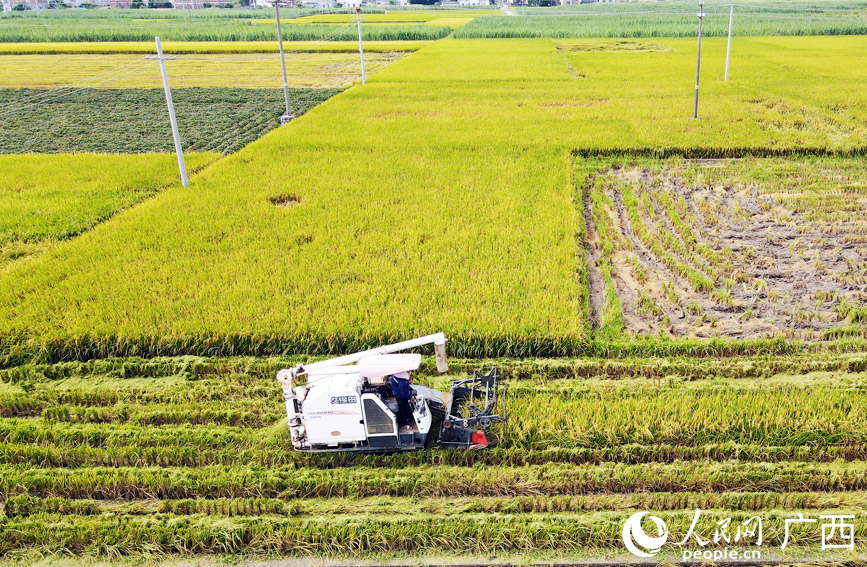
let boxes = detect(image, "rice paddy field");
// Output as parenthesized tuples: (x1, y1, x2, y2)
(2, 354, 867, 561)
(0, 153, 219, 269)
(3, 36, 867, 360)
(2, 4, 867, 565)
(459, 0, 867, 38)
(0, 9, 456, 42)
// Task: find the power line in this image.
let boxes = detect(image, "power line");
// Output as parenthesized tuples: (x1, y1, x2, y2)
(0, 56, 149, 108)
(0, 61, 156, 117)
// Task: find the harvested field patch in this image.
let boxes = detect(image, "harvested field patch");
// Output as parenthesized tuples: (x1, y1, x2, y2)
(1, 354, 867, 560)
(580, 157, 867, 340)
(0, 88, 340, 154)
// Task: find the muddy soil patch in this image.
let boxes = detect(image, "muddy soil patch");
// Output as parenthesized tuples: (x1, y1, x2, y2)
(592, 163, 867, 340)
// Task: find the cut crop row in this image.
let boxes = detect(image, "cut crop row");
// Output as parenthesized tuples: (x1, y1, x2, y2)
(4, 377, 867, 450)
(8, 351, 867, 384)
(2, 509, 864, 556)
(5, 491, 863, 520)
(7, 441, 867, 469)
(5, 462, 867, 500)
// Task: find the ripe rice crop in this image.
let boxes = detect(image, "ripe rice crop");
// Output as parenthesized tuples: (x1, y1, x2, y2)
(0, 52, 403, 89)
(0, 154, 218, 269)
(4, 21, 867, 565)
(1, 38, 867, 360)
(2, 355, 867, 559)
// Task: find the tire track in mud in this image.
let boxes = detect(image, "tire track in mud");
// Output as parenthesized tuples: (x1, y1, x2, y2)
(581, 177, 604, 332)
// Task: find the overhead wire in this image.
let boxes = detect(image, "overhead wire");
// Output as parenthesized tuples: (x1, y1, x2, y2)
(168, 18, 360, 148)
(0, 56, 150, 109)
(171, 20, 357, 61)
(0, 60, 157, 117)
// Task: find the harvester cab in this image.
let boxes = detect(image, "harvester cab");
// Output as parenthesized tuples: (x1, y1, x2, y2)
(276, 333, 506, 453)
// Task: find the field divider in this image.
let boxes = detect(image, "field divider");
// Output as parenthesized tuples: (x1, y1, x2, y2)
(572, 147, 867, 159)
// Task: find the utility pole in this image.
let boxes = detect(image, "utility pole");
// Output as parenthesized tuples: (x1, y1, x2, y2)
(151, 37, 189, 188)
(692, 0, 704, 119)
(725, 4, 733, 81)
(274, 0, 294, 124)
(355, 7, 366, 85)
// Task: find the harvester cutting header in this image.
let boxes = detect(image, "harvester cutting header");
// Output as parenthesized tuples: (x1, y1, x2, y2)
(276, 333, 506, 453)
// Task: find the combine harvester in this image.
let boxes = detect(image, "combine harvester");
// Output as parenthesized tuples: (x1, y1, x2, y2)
(276, 333, 505, 453)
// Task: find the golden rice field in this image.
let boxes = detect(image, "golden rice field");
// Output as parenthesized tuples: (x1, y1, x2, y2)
(2, 28, 867, 565)
(0, 52, 403, 89)
(1, 36, 866, 360)
(0, 153, 219, 269)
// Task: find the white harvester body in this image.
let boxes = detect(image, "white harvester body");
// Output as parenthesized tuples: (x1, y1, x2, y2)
(276, 333, 505, 453)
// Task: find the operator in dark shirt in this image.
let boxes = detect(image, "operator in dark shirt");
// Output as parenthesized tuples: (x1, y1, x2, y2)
(389, 371, 415, 432)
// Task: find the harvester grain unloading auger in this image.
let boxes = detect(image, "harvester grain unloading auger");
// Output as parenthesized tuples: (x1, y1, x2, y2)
(276, 333, 506, 453)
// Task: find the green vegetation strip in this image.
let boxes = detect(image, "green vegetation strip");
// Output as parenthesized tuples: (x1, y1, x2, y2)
(0, 14, 451, 42)
(456, 0, 867, 39)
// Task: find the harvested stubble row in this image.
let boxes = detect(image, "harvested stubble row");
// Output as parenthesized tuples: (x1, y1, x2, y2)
(2, 355, 867, 558)
(2, 509, 866, 556)
(6, 462, 867, 501)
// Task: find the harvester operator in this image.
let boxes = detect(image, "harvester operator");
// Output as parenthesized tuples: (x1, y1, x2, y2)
(389, 371, 415, 432)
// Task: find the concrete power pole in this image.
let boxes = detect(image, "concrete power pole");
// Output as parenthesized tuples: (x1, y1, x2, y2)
(152, 37, 189, 188)
(725, 4, 734, 81)
(692, 0, 705, 119)
(274, 0, 294, 124)
(355, 7, 366, 85)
